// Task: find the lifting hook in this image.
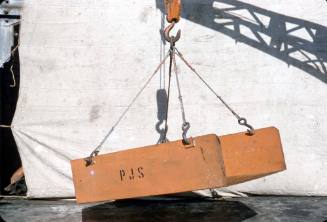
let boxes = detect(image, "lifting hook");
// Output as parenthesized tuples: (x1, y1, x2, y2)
(238, 118, 255, 135)
(182, 122, 191, 145)
(164, 22, 181, 44)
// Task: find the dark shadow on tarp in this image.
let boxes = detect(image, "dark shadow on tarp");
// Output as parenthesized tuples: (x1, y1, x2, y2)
(0, 216, 6, 222)
(0, 24, 21, 195)
(155, 89, 168, 143)
(156, 0, 327, 83)
(82, 198, 256, 222)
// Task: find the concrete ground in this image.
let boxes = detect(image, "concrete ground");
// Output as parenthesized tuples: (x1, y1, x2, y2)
(0, 196, 327, 222)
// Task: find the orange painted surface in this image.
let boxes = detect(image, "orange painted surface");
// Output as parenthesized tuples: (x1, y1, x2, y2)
(220, 127, 286, 185)
(165, 0, 181, 22)
(71, 126, 285, 203)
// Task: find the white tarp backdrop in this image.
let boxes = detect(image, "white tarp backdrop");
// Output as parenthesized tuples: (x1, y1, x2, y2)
(12, 0, 327, 198)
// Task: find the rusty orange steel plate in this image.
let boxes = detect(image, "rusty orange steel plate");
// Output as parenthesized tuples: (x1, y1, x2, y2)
(71, 126, 286, 203)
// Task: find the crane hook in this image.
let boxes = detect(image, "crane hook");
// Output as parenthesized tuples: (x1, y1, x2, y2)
(238, 118, 255, 135)
(164, 21, 181, 44)
(182, 122, 191, 145)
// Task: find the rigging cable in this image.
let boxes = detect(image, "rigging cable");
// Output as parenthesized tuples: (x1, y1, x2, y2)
(174, 48, 254, 135)
(172, 44, 190, 144)
(85, 53, 170, 165)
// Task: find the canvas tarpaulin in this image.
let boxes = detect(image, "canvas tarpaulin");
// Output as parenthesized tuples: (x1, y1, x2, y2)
(11, 0, 327, 198)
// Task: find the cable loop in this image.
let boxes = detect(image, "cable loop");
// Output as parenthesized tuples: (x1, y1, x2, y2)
(238, 117, 255, 135)
(171, 39, 192, 145)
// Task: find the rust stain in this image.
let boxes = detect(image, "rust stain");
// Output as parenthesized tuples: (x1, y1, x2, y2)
(200, 146, 206, 161)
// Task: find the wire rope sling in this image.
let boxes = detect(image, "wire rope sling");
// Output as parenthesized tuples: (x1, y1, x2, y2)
(71, 0, 286, 204)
